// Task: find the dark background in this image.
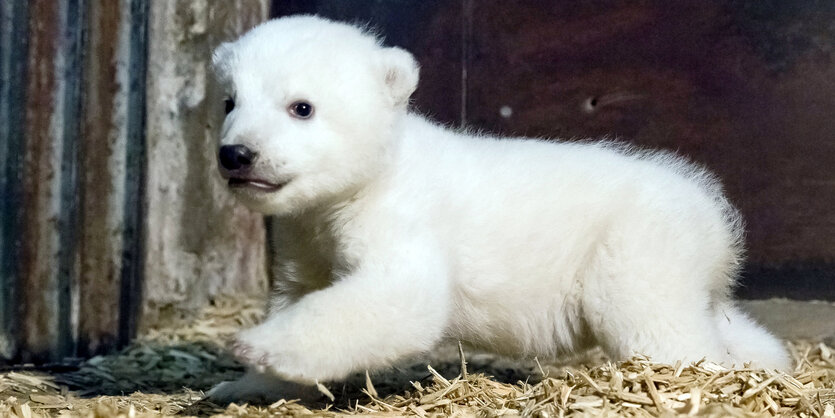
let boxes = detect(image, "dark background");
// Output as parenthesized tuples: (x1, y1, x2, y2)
(274, 0, 835, 300)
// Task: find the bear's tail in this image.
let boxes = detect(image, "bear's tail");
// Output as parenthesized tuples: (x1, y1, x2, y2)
(715, 302, 792, 371)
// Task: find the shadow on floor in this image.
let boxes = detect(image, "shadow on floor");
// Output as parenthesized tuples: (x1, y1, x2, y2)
(23, 339, 554, 414)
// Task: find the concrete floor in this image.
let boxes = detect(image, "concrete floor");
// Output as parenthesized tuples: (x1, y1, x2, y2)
(740, 299, 835, 343)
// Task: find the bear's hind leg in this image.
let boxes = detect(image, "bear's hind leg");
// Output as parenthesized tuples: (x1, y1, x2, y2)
(584, 283, 733, 366)
(581, 238, 735, 367)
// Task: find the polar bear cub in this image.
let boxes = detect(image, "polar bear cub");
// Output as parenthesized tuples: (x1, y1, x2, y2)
(208, 15, 789, 402)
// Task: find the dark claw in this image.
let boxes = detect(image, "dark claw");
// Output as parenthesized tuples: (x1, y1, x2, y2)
(232, 342, 251, 359)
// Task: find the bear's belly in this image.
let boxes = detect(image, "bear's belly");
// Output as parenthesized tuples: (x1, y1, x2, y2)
(446, 283, 592, 359)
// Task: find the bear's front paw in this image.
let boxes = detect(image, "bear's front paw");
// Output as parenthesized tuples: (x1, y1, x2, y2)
(228, 323, 340, 383)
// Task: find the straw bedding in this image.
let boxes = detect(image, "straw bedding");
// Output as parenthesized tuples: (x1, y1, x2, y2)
(0, 296, 832, 417)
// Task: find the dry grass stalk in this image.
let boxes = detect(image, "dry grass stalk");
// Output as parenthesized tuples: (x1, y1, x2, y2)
(0, 295, 832, 417)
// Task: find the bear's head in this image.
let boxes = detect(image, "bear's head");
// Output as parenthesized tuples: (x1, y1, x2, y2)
(212, 16, 419, 215)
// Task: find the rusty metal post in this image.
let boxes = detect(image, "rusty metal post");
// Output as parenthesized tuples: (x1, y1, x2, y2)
(75, 0, 150, 357)
(14, 0, 84, 363)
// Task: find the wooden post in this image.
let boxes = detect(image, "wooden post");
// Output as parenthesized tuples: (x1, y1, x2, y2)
(141, 1, 270, 321)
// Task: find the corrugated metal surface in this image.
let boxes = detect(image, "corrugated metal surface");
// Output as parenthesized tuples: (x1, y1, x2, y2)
(76, 0, 126, 358)
(0, 0, 270, 363)
(0, 0, 144, 363)
(74, 0, 149, 357)
(18, 0, 82, 363)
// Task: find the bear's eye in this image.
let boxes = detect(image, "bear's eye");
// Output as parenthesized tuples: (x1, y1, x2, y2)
(224, 97, 235, 115)
(289, 101, 314, 119)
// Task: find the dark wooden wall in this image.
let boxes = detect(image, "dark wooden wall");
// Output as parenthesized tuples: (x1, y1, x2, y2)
(275, 0, 835, 299)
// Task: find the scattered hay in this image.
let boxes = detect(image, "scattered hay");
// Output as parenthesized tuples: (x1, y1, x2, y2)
(354, 348, 834, 417)
(0, 296, 833, 417)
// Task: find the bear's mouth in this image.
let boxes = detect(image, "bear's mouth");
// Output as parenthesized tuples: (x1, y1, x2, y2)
(228, 177, 284, 192)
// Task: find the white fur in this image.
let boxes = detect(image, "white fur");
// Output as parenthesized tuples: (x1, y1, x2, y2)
(207, 15, 790, 402)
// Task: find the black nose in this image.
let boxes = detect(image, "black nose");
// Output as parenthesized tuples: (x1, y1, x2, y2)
(219, 145, 257, 171)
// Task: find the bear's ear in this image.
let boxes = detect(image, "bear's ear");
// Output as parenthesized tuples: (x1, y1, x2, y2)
(379, 47, 419, 107)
